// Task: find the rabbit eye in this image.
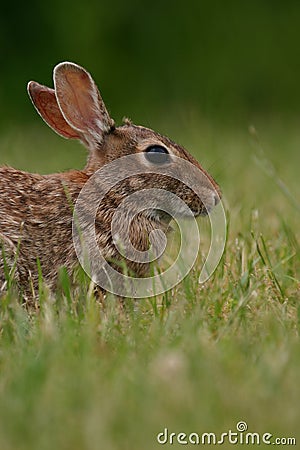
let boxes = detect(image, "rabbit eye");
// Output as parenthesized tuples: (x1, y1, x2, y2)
(144, 145, 170, 164)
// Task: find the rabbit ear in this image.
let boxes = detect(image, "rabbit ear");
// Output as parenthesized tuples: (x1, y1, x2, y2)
(27, 81, 82, 139)
(53, 62, 114, 148)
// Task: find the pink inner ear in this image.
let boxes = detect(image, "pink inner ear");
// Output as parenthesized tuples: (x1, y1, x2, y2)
(54, 63, 114, 141)
(28, 82, 81, 139)
(57, 71, 97, 132)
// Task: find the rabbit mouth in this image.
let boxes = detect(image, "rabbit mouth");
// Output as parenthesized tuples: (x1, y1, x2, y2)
(141, 200, 213, 223)
(150, 207, 207, 221)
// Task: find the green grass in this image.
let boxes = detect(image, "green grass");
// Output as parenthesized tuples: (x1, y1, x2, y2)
(0, 118, 299, 449)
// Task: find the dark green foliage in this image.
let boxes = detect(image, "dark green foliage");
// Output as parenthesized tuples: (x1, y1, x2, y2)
(1, 1, 300, 126)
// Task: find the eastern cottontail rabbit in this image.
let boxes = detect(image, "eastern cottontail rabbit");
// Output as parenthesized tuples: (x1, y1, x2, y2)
(0, 62, 221, 299)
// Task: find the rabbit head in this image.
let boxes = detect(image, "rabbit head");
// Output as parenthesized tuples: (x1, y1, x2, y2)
(28, 62, 221, 221)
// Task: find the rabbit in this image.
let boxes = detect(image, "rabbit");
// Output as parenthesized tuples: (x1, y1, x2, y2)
(0, 62, 221, 300)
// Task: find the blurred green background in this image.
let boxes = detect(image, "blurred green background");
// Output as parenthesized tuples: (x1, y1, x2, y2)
(1, 0, 300, 127)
